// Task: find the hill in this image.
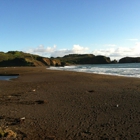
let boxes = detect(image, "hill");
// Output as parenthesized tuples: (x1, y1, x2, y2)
(59, 54, 117, 65)
(119, 57, 140, 63)
(0, 51, 117, 67)
(0, 51, 61, 67)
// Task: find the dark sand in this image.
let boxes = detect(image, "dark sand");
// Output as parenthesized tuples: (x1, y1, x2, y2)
(0, 67, 140, 140)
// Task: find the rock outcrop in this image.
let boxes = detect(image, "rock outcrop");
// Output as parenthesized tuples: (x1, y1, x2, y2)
(91, 55, 111, 64)
(61, 54, 112, 65)
(119, 57, 140, 63)
(50, 59, 61, 66)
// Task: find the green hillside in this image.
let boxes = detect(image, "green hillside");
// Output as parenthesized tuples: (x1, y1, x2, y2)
(0, 51, 61, 67)
(0, 51, 117, 67)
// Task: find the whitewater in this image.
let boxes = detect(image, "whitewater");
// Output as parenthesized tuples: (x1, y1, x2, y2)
(49, 63, 140, 78)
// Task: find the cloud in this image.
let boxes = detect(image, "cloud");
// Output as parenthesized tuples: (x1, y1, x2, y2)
(72, 45, 89, 53)
(51, 45, 89, 57)
(26, 43, 140, 60)
(26, 44, 89, 57)
(26, 45, 57, 57)
(135, 42, 140, 47)
(126, 39, 138, 41)
(92, 42, 140, 60)
(104, 44, 116, 47)
(35, 45, 56, 53)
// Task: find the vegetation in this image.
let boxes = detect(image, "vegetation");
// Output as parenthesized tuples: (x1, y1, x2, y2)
(0, 51, 46, 67)
(59, 54, 95, 65)
(59, 54, 112, 65)
(0, 51, 118, 67)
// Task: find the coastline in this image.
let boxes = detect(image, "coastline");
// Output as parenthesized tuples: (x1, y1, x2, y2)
(0, 67, 140, 139)
(48, 63, 140, 79)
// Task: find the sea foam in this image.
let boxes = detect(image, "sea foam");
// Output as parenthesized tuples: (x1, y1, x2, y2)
(49, 63, 140, 78)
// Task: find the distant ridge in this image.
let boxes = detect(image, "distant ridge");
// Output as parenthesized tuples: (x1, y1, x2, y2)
(0, 51, 139, 67)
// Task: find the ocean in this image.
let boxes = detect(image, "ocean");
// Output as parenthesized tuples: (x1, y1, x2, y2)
(49, 63, 140, 78)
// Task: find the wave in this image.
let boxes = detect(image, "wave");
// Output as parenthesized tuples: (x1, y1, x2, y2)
(48, 63, 140, 78)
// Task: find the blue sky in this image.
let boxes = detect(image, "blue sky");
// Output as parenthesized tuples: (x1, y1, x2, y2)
(1, 0, 140, 60)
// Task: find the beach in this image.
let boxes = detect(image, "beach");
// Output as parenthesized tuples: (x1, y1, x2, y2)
(0, 67, 140, 140)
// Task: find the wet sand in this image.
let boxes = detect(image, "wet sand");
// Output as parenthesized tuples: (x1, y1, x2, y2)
(0, 67, 140, 140)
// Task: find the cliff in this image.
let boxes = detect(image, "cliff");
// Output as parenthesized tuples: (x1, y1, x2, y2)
(60, 54, 114, 65)
(0, 51, 117, 67)
(0, 51, 62, 67)
(119, 57, 140, 63)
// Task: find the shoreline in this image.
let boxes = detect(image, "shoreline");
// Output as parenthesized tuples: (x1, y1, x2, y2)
(0, 67, 140, 139)
(0, 66, 139, 80)
(48, 66, 140, 79)
(48, 62, 140, 79)
(0, 63, 140, 79)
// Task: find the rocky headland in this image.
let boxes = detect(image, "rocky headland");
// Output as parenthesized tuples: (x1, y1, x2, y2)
(0, 51, 140, 67)
(119, 57, 140, 63)
(0, 51, 117, 67)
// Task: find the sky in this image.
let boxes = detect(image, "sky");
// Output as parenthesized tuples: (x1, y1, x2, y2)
(1, 0, 140, 60)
